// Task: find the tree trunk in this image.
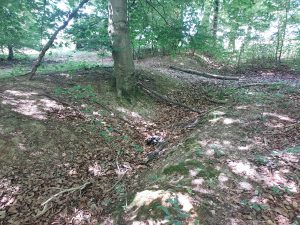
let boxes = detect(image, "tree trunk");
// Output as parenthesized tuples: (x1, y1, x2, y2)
(28, 0, 89, 79)
(237, 26, 252, 68)
(108, 0, 136, 98)
(277, 0, 290, 63)
(201, 1, 211, 31)
(275, 22, 281, 62)
(40, 0, 47, 48)
(7, 45, 14, 61)
(212, 0, 219, 40)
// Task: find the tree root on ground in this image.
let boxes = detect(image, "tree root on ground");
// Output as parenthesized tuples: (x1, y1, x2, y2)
(138, 81, 204, 114)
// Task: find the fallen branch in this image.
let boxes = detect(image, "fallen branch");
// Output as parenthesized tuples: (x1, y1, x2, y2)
(169, 66, 240, 80)
(138, 81, 204, 114)
(236, 83, 279, 89)
(203, 96, 228, 104)
(35, 182, 91, 218)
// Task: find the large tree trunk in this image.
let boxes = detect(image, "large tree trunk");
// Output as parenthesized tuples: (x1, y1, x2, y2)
(108, 0, 136, 98)
(212, 0, 219, 40)
(7, 45, 14, 61)
(28, 0, 89, 79)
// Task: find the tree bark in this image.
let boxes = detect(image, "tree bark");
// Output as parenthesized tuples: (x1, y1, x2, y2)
(277, 0, 290, 63)
(7, 45, 14, 61)
(212, 0, 219, 40)
(237, 26, 252, 67)
(108, 0, 136, 98)
(28, 0, 89, 79)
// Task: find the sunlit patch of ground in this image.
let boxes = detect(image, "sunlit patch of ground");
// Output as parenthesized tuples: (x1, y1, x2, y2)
(135, 96, 299, 224)
(1, 89, 69, 120)
(124, 190, 198, 224)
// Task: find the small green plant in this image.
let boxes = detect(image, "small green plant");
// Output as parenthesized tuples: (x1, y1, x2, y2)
(271, 186, 283, 195)
(271, 185, 292, 195)
(195, 147, 203, 157)
(163, 162, 189, 175)
(131, 143, 144, 153)
(254, 155, 268, 166)
(163, 160, 220, 179)
(285, 146, 300, 154)
(10, 65, 26, 76)
(100, 130, 112, 142)
(38, 61, 99, 74)
(148, 174, 159, 182)
(240, 199, 268, 212)
(211, 145, 225, 158)
(54, 85, 97, 101)
(115, 184, 126, 197)
(156, 197, 190, 224)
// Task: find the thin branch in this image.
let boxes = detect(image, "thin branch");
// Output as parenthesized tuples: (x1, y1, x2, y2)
(103, 172, 127, 195)
(35, 182, 91, 218)
(145, 0, 170, 26)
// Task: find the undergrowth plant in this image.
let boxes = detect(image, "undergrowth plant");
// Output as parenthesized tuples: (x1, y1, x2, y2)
(156, 197, 190, 225)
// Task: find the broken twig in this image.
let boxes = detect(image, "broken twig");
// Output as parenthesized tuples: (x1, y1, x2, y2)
(35, 182, 91, 218)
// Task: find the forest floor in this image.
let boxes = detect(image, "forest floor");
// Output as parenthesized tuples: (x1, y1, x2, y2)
(0, 53, 299, 225)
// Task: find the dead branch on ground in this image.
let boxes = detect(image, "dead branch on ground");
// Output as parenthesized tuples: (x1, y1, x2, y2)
(35, 182, 91, 218)
(236, 83, 280, 88)
(169, 66, 240, 80)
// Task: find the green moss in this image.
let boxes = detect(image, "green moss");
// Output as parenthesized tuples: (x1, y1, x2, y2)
(136, 200, 165, 220)
(198, 166, 220, 179)
(184, 159, 203, 167)
(163, 160, 220, 179)
(163, 162, 189, 175)
(184, 137, 200, 152)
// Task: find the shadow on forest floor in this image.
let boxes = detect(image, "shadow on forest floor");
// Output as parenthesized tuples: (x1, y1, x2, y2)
(0, 56, 299, 225)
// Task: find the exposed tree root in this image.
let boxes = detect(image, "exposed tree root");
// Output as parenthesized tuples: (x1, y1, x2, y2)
(138, 81, 204, 114)
(169, 66, 240, 80)
(35, 182, 92, 218)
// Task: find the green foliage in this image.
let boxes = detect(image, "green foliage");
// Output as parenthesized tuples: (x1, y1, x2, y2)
(131, 143, 144, 153)
(0, 0, 298, 67)
(271, 185, 292, 195)
(54, 85, 96, 101)
(0, 1, 40, 51)
(66, 1, 110, 51)
(155, 197, 190, 224)
(163, 160, 220, 179)
(163, 162, 189, 175)
(271, 186, 283, 195)
(254, 155, 268, 166)
(240, 199, 268, 212)
(38, 61, 99, 74)
(285, 146, 300, 154)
